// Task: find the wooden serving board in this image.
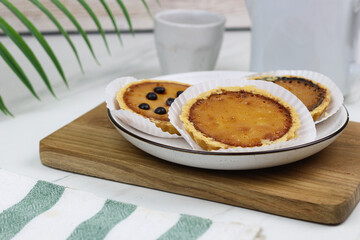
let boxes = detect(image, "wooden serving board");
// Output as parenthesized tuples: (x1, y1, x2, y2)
(40, 103, 360, 225)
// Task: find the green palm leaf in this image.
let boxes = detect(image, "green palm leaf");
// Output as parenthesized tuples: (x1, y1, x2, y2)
(29, 0, 84, 73)
(0, 95, 13, 117)
(0, 0, 68, 88)
(51, 0, 100, 65)
(141, 0, 153, 18)
(100, 0, 123, 46)
(0, 42, 39, 101)
(0, 17, 56, 98)
(78, 0, 110, 55)
(115, 0, 134, 35)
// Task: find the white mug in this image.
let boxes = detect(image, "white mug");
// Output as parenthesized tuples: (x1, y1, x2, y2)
(154, 9, 226, 74)
(245, 0, 360, 97)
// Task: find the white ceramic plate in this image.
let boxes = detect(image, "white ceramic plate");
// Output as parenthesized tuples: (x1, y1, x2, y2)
(107, 71, 349, 170)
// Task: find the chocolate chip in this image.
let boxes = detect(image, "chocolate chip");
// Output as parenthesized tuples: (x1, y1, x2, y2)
(176, 91, 184, 97)
(138, 103, 150, 110)
(146, 92, 157, 100)
(166, 98, 175, 106)
(154, 86, 165, 94)
(155, 107, 166, 115)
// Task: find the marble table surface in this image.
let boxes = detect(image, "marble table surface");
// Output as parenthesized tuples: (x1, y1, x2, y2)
(1, 31, 360, 240)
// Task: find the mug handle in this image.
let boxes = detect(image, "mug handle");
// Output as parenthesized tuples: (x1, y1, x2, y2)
(350, 0, 360, 85)
(353, 0, 360, 61)
(343, 0, 360, 100)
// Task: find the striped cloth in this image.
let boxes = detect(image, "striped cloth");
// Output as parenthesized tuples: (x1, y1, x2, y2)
(0, 170, 264, 240)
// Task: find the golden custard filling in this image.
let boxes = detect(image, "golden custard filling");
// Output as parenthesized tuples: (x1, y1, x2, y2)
(117, 80, 190, 134)
(250, 75, 331, 121)
(180, 86, 300, 150)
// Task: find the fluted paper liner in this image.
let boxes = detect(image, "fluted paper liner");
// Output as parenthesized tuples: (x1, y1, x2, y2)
(247, 70, 344, 124)
(168, 78, 316, 152)
(105, 76, 181, 138)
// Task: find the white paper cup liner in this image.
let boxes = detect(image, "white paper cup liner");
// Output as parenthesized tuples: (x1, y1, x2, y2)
(105, 76, 181, 138)
(168, 78, 316, 152)
(247, 70, 344, 124)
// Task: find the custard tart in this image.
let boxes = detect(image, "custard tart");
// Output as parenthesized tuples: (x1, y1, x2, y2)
(117, 79, 190, 135)
(250, 75, 331, 121)
(180, 86, 300, 150)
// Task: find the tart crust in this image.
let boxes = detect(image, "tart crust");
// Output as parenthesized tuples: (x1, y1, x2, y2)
(250, 75, 331, 121)
(180, 86, 300, 151)
(117, 79, 190, 135)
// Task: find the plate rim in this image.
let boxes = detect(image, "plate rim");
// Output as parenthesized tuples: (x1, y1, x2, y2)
(107, 105, 349, 156)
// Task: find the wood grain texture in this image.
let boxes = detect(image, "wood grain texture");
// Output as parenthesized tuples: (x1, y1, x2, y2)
(40, 103, 360, 225)
(0, 0, 250, 32)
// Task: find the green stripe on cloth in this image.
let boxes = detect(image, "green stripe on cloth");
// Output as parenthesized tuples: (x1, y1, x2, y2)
(67, 199, 136, 240)
(0, 180, 65, 240)
(158, 214, 212, 240)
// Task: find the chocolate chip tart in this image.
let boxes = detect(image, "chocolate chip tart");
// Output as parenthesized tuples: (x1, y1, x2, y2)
(117, 79, 190, 135)
(179, 86, 300, 151)
(250, 75, 331, 121)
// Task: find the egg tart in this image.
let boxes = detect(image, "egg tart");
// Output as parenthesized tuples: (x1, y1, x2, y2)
(250, 75, 331, 121)
(180, 86, 300, 151)
(117, 79, 190, 135)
